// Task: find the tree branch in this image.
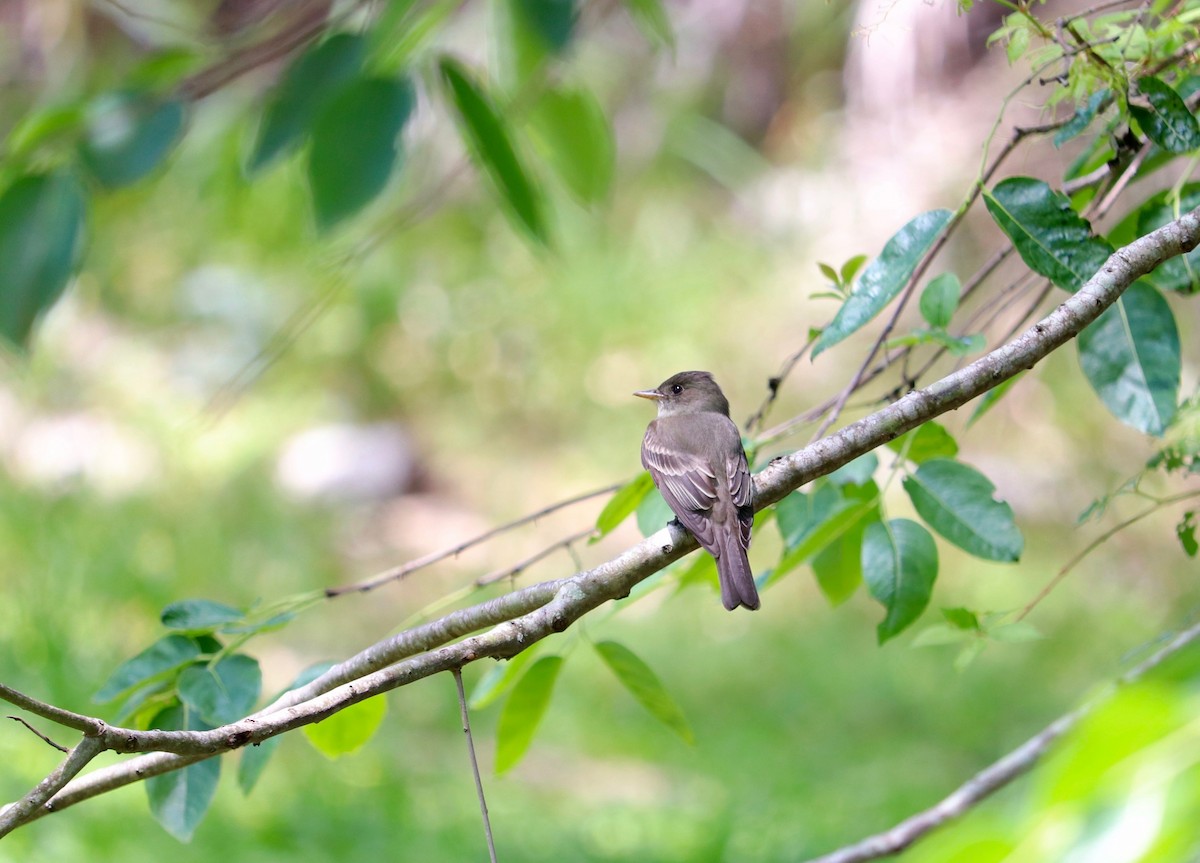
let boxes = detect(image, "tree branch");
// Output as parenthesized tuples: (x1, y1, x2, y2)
(3, 206, 1198, 833)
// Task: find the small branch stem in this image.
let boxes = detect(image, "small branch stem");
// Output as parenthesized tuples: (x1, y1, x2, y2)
(453, 668, 498, 863)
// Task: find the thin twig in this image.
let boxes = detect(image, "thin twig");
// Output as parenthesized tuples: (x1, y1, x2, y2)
(6, 717, 69, 753)
(475, 527, 597, 587)
(453, 668, 498, 863)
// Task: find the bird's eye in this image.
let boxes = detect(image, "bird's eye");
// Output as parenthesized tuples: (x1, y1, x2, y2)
(671, 384, 683, 395)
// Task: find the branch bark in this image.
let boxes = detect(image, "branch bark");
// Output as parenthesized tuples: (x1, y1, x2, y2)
(3, 206, 1199, 835)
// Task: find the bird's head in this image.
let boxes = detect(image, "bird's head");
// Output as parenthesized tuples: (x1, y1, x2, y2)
(634, 370, 731, 418)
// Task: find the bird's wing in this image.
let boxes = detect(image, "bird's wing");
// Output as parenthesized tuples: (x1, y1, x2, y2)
(725, 442, 754, 550)
(641, 423, 720, 551)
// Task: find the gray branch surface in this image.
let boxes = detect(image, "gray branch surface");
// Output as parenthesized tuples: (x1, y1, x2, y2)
(3, 207, 1199, 839)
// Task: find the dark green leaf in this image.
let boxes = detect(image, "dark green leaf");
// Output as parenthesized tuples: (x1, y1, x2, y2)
(635, 487, 675, 537)
(595, 472, 654, 539)
(1133, 184, 1200, 294)
(79, 91, 186, 188)
(594, 641, 693, 744)
(308, 76, 415, 229)
(146, 704, 220, 841)
(919, 272, 961, 328)
(619, 0, 674, 49)
(514, 0, 576, 52)
(1054, 89, 1110, 148)
(813, 209, 953, 356)
(887, 421, 959, 464)
(774, 482, 879, 589)
(902, 459, 1023, 561)
(237, 736, 281, 795)
(303, 694, 387, 758)
(862, 518, 938, 643)
(440, 58, 548, 244)
(1130, 76, 1200, 154)
(469, 648, 538, 709)
(248, 33, 366, 173)
(811, 488, 878, 605)
(983, 177, 1112, 291)
(1177, 511, 1197, 557)
(526, 85, 614, 204)
(161, 599, 244, 634)
(1078, 281, 1180, 436)
(495, 655, 563, 773)
(0, 171, 86, 348)
(178, 654, 262, 726)
(95, 634, 203, 703)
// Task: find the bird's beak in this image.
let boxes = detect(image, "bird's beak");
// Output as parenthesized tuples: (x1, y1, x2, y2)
(633, 389, 664, 400)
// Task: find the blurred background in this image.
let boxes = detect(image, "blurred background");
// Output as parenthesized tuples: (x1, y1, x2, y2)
(1, 0, 1198, 860)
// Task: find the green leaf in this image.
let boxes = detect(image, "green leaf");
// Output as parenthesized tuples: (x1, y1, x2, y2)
(1077, 281, 1180, 436)
(988, 621, 1044, 643)
(983, 177, 1112, 291)
(161, 599, 244, 634)
(1133, 184, 1200, 294)
(1054, 89, 1109, 148)
(526, 84, 614, 205)
(1177, 511, 1197, 557)
(828, 452, 878, 486)
(303, 694, 387, 758)
(308, 76, 415, 230)
(178, 654, 262, 726)
(967, 373, 1022, 428)
(619, 0, 674, 49)
(813, 209, 952, 356)
(514, 0, 576, 52)
(1130, 76, 1200, 154)
(594, 641, 693, 744)
(440, 57, 548, 244)
(469, 648, 538, 709)
(595, 472, 654, 539)
(5, 102, 85, 159)
(942, 607, 981, 631)
(248, 33, 366, 173)
(911, 623, 973, 648)
(811, 488, 878, 605)
(95, 634, 203, 703)
(635, 486, 675, 538)
(145, 704, 220, 842)
(887, 421, 959, 464)
(862, 518, 938, 643)
(919, 273, 961, 328)
(237, 736, 281, 795)
(0, 171, 86, 348)
(774, 482, 879, 592)
(902, 459, 1023, 561)
(495, 655, 563, 773)
(79, 91, 186, 188)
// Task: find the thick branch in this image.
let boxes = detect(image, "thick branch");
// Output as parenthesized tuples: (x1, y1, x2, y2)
(4, 207, 1199, 831)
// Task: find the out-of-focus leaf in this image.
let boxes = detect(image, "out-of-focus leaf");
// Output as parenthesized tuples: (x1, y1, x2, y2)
(903, 459, 1024, 561)
(469, 648, 538, 709)
(968, 373, 1023, 428)
(369, 0, 454, 71)
(1130, 76, 1200, 154)
(1177, 511, 1197, 557)
(811, 486, 879, 605)
(1054, 89, 1109, 148)
(813, 209, 952, 356)
(440, 57, 548, 244)
(303, 694, 387, 758)
(95, 634, 203, 703)
(237, 736, 281, 795)
(942, 607, 981, 631)
(514, 0, 576, 52)
(863, 518, 938, 644)
(161, 599, 244, 634)
(79, 91, 186, 188)
(594, 641, 693, 744)
(5, 103, 85, 159)
(635, 487, 675, 538)
(128, 47, 204, 89)
(1133, 184, 1200, 294)
(620, 0, 674, 48)
(248, 33, 366, 173)
(308, 76, 415, 229)
(526, 84, 614, 204)
(178, 654, 262, 726)
(887, 421, 959, 464)
(828, 452, 878, 487)
(595, 472, 654, 539)
(145, 704, 219, 841)
(0, 171, 86, 348)
(919, 272, 961, 328)
(495, 655, 563, 773)
(983, 177, 1112, 291)
(1077, 281, 1180, 436)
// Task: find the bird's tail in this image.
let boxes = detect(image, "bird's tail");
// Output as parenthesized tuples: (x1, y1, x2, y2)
(717, 534, 760, 611)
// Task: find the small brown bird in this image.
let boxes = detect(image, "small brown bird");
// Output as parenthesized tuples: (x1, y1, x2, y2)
(635, 371, 759, 611)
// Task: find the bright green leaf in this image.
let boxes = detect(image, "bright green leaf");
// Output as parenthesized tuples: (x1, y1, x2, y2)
(95, 634, 203, 703)
(813, 209, 952, 356)
(635, 487, 675, 538)
(0, 171, 86, 348)
(595, 472, 654, 539)
(79, 91, 186, 188)
(161, 599, 244, 634)
(5, 103, 85, 159)
(469, 648, 538, 709)
(919, 272, 961, 328)
(983, 177, 1112, 291)
(1077, 281, 1180, 436)
(526, 84, 614, 204)
(942, 606, 981, 631)
(308, 76, 415, 230)
(1130, 76, 1200, 154)
(303, 694, 387, 758)
(178, 654, 262, 726)
(988, 621, 1044, 643)
(911, 624, 973, 648)
(863, 518, 938, 643)
(146, 704, 220, 842)
(369, 0, 455, 71)
(887, 421, 959, 464)
(440, 57, 548, 244)
(248, 33, 366, 173)
(594, 641, 693, 744)
(902, 459, 1023, 561)
(495, 655, 563, 773)
(619, 0, 674, 49)
(811, 494, 877, 605)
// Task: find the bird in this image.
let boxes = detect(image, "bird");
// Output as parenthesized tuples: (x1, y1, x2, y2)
(634, 371, 759, 611)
